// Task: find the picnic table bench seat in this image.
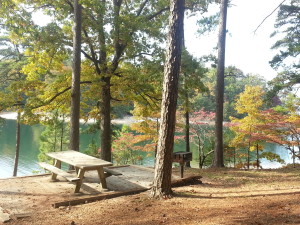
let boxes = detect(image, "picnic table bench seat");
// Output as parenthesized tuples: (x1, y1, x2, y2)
(39, 162, 122, 182)
(38, 162, 80, 182)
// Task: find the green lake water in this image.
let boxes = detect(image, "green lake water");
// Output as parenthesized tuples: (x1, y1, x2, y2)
(0, 119, 101, 178)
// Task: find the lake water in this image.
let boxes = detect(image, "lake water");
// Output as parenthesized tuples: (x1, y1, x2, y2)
(0, 118, 298, 178)
(0, 119, 101, 178)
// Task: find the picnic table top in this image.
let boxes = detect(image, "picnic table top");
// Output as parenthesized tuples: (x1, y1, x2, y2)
(47, 150, 113, 170)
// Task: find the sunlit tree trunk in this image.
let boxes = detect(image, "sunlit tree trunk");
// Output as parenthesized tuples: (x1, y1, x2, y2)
(150, 0, 185, 199)
(13, 111, 21, 177)
(213, 0, 228, 167)
(70, 0, 82, 152)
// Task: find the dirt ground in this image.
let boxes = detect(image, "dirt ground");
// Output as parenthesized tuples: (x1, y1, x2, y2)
(2, 165, 300, 225)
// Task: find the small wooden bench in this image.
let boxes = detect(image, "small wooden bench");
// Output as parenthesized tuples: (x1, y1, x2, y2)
(38, 162, 80, 182)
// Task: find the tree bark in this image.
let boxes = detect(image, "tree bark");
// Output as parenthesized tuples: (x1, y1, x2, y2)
(150, 0, 185, 199)
(60, 114, 65, 151)
(100, 77, 112, 162)
(213, 0, 228, 167)
(98, 0, 123, 162)
(256, 143, 259, 169)
(185, 109, 191, 167)
(184, 78, 191, 167)
(13, 111, 21, 177)
(70, 0, 82, 152)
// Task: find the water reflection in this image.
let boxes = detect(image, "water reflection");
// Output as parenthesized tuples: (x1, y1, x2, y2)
(261, 143, 300, 168)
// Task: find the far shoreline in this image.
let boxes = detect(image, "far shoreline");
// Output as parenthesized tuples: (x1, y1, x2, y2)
(0, 112, 136, 125)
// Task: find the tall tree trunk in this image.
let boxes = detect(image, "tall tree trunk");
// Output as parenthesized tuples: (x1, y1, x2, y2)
(100, 77, 112, 162)
(70, 0, 82, 152)
(13, 111, 21, 177)
(182, 26, 190, 168)
(213, 0, 228, 167)
(99, 0, 122, 162)
(150, 0, 185, 199)
(185, 109, 191, 167)
(184, 80, 191, 167)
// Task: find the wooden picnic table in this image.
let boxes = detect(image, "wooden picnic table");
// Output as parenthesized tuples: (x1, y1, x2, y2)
(41, 150, 113, 193)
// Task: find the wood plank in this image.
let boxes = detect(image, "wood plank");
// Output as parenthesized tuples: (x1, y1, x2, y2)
(53, 188, 148, 208)
(38, 162, 80, 182)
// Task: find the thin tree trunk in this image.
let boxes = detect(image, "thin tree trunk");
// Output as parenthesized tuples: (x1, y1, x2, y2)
(256, 143, 259, 169)
(233, 147, 236, 168)
(60, 114, 65, 151)
(292, 146, 295, 167)
(70, 0, 82, 152)
(150, 0, 185, 199)
(54, 115, 57, 152)
(185, 96, 191, 167)
(198, 139, 202, 168)
(292, 137, 295, 167)
(13, 111, 21, 177)
(213, 0, 228, 168)
(247, 141, 250, 170)
(182, 27, 190, 168)
(154, 118, 159, 165)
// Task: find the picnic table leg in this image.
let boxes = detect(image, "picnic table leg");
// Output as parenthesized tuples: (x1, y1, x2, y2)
(97, 167, 108, 190)
(74, 169, 85, 193)
(51, 159, 61, 181)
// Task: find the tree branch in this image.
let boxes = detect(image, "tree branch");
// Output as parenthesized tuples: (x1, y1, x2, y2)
(253, 0, 287, 34)
(33, 81, 92, 109)
(82, 28, 102, 74)
(147, 7, 169, 20)
(136, 0, 149, 16)
(81, 50, 94, 61)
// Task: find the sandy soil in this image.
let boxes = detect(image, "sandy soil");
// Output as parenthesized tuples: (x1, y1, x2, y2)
(2, 165, 300, 225)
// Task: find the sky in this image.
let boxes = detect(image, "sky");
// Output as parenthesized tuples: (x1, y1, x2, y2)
(185, 0, 285, 81)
